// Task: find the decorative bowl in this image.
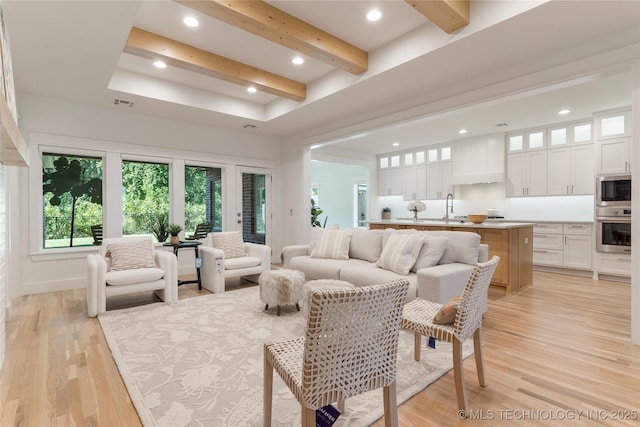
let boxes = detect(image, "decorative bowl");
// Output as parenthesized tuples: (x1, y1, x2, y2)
(468, 214, 488, 224)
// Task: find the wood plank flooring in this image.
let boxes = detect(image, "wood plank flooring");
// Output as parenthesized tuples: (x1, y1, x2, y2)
(1, 273, 638, 426)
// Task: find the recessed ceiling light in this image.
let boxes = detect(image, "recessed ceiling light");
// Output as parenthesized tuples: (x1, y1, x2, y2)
(558, 109, 571, 115)
(292, 56, 304, 65)
(153, 60, 167, 69)
(247, 86, 257, 93)
(458, 129, 467, 134)
(184, 16, 199, 27)
(367, 9, 382, 21)
(392, 142, 399, 147)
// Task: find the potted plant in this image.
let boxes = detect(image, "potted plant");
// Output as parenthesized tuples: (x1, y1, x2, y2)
(381, 207, 391, 220)
(168, 223, 183, 244)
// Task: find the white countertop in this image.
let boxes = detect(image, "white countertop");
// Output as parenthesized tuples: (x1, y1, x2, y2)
(366, 219, 535, 229)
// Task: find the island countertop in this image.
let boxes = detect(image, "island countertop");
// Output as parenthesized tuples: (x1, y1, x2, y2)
(365, 219, 535, 229)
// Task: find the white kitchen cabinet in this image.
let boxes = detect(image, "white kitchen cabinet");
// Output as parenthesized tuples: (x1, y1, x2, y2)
(563, 234, 592, 269)
(402, 165, 427, 200)
(595, 253, 631, 278)
(451, 134, 505, 184)
(547, 144, 594, 195)
(533, 222, 592, 271)
(426, 162, 453, 200)
(377, 168, 402, 196)
(507, 150, 547, 197)
(597, 137, 631, 174)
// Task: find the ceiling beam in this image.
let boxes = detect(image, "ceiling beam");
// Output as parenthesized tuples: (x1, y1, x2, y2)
(124, 27, 306, 102)
(174, 0, 368, 75)
(405, 0, 470, 33)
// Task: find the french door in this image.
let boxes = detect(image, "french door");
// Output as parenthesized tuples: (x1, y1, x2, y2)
(237, 168, 271, 247)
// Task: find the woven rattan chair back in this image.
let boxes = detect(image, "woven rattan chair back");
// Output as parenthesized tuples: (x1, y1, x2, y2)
(301, 279, 409, 409)
(452, 256, 500, 342)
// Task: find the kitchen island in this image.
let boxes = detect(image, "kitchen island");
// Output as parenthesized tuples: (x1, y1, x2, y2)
(367, 219, 535, 295)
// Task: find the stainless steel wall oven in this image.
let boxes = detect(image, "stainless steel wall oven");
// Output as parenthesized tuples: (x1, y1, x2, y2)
(595, 206, 631, 253)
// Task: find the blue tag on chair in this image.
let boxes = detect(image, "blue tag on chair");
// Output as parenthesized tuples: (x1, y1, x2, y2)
(195, 257, 202, 268)
(428, 336, 436, 349)
(316, 404, 341, 427)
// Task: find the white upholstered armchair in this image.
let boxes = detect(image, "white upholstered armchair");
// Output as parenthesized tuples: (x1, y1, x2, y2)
(199, 231, 271, 293)
(86, 236, 178, 317)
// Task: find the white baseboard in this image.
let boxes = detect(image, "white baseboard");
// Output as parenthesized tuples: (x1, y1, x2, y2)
(21, 277, 86, 295)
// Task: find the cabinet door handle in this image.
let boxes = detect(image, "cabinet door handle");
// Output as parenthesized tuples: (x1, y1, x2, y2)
(534, 249, 549, 253)
(566, 185, 569, 194)
(522, 187, 525, 196)
(564, 236, 567, 245)
(571, 184, 574, 194)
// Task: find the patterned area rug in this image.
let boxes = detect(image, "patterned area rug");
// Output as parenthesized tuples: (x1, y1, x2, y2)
(99, 286, 472, 426)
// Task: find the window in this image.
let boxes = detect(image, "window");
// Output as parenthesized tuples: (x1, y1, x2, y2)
(185, 165, 223, 235)
(121, 160, 169, 241)
(42, 153, 103, 248)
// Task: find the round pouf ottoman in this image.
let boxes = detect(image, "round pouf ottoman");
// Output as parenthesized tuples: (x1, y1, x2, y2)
(259, 269, 305, 316)
(302, 279, 356, 319)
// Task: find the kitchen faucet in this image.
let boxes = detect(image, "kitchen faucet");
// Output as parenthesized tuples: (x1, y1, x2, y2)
(445, 193, 454, 222)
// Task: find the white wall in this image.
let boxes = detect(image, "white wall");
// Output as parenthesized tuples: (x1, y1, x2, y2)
(311, 161, 368, 228)
(14, 94, 286, 297)
(0, 163, 6, 367)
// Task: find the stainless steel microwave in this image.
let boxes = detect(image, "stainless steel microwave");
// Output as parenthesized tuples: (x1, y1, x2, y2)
(596, 174, 631, 207)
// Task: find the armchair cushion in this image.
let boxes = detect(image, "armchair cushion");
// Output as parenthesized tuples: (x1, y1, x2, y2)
(211, 231, 245, 259)
(105, 267, 165, 286)
(107, 239, 156, 271)
(224, 256, 262, 270)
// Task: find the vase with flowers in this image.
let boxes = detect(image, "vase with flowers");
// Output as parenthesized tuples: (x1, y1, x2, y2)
(407, 200, 426, 221)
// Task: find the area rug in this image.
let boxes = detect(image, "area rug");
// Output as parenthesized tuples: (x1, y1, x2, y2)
(99, 286, 473, 426)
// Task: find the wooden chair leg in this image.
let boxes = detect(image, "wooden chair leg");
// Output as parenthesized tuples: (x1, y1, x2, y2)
(301, 406, 315, 427)
(383, 381, 399, 427)
(452, 338, 468, 414)
(337, 400, 345, 413)
(263, 344, 273, 427)
(414, 332, 421, 361)
(473, 328, 487, 387)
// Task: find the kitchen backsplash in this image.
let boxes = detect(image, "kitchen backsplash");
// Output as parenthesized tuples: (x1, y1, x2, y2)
(377, 182, 594, 222)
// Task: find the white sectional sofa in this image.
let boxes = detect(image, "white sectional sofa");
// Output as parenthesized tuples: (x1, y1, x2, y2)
(282, 228, 489, 307)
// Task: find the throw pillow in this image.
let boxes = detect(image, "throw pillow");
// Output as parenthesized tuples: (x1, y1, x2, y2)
(108, 239, 156, 271)
(348, 228, 383, 262)
(428, 231, 481, 265)
(433, 295, 462, 324)
(411, 236, 449, 272)
(212, 231, 245, 259)
(308, 224, 339, 255)
(310, 229, 352, 260)
(376, 233, 423, 275)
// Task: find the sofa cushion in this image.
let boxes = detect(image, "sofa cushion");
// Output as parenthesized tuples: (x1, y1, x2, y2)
(339, 263, 417, 302)
(310, 229, 352, 260)
(106, 267, 165, 286)
(289, 255, 369, 280)
(225, 256, 261, 270)
(376, 233, 423, 275)
(108, 239, 156, 271)
(348, 228, 383, 262)
(426, 230, 481, 265)
(411, 236, 449, 272)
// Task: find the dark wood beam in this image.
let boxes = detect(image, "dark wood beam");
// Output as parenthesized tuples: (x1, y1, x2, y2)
(124, 27, 306, 102)
(405, 0, 470, 33)
(174, 0, 368, 75)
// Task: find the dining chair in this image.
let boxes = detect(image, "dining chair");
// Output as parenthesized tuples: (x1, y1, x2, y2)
(401, 256, 500, 416)
(263, 279, 409, 427)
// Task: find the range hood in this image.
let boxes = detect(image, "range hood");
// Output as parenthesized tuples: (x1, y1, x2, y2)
(450, 171, 505, 185)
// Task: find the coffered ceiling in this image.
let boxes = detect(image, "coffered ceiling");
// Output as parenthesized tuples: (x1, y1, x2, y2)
(3, 1, 640, 153)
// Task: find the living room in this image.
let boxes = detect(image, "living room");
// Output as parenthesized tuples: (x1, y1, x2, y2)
(1, 0, 640, 425)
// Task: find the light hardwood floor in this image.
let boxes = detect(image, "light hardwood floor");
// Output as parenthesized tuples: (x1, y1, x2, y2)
(0, 273, 638, 426)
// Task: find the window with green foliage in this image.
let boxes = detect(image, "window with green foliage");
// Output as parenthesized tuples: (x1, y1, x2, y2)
(185, 166, 223, 236)
(42, 153, 103, 248)
(122, 160, 169, 241)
